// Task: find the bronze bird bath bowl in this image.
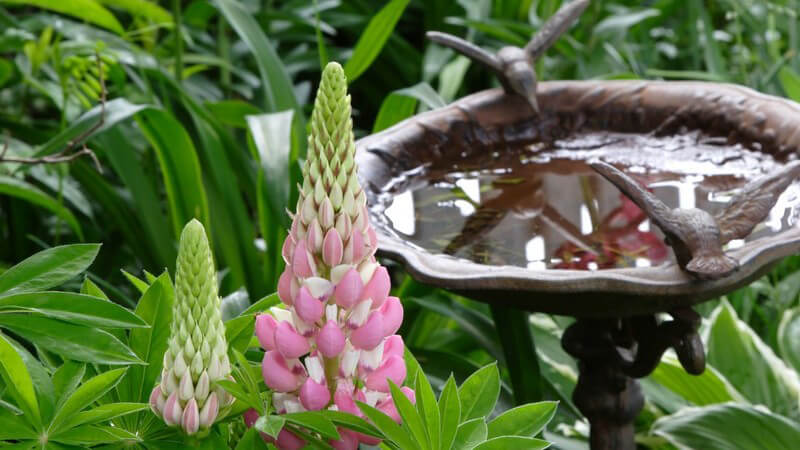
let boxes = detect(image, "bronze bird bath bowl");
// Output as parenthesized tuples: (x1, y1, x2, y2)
(354, 2, 800, 449)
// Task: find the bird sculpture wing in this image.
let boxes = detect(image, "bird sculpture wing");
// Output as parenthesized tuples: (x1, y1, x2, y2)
(589, 161, 684, 238)
(426, 32, 503, 76)
(715, 161, 800, 243)
(525, 0, 591, 61)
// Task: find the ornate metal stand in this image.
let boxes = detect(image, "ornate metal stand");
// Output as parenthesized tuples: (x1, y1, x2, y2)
(561, 309, 704, 450)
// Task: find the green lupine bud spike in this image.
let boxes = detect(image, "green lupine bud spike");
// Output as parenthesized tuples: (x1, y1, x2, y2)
(150, 219, 234, 434)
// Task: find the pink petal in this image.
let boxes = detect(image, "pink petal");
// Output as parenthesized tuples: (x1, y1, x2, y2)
(318, 320, 346, 358)
(334, 268, 363, 309)
(278, 269, 294, 306)
(149, 385, 164, 417)
(350, 311, 384, 350)
(255, 314, 278, 351)
(334, 389, 359, 415)
(275, 321, 310, 359)
(282, 237, 294, 265)
(277, 428, 306, 450)
(244, 408, 259, 428)
(330, 429, 360, 450)
(163, 391, 182, 426)
(199, 392, 219, 427)
(292, 240, 315, 278)
(262, 350, 300, 392)
(360, 266, 390, 309)
(377, 387, 415, 424)
(379, 296, 403, 336)
(365, 355, 407, 393)
(350, 231, 365, 263)
(299, 378, 331, 411)
(307, 218, 324, 253)
(356, 433, 382, 446)
(295, 286, 325, 324)
(181, 398, 199, 434)
(367, 227, 378, 254)
(323, 229, 344, 267)
(382, 335, 405, 361)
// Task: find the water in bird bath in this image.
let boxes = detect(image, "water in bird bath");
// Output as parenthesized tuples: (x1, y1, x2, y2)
(375, 131, 800, 270)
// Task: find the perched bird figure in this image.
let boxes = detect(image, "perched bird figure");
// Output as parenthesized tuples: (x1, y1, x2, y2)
(426, 0, 590, 113)
(590, 160, 800, 280)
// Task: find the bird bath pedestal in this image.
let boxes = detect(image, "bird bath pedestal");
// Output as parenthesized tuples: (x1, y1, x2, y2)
(355, 80, 800, 449)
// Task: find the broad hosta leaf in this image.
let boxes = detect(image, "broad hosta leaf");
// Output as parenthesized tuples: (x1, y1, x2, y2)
(121, 273, 173, 406)
(453, 418, 488, 450)
(474, 436, 550, 450)
(1, 0, 124, 34)
(344, 0, 411, 82)
(0, 176, 83, 240)
(0, 244, 98, 295)
(0, 332, 40, 427)
(487, 401, 557, 439)
(653, 403, 800, 450)
(649, 355, 744, 406)
(0, 314, 143, 365)
(49, 368, 127, 433)
(438, 375, 461, 450)
(136, 108, 210, 238)
(707, 301, 800, 420)
(459, 363, 501, 421)
(0, 292, 146, 328)
(778, 307, 800, 374)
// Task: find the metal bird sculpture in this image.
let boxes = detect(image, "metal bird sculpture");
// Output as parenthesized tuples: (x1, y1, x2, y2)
(590, 160, 800, 280)
(426, 0, 590, 113)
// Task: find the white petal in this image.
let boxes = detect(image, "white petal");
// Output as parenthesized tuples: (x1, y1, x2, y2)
(360, 340, 384, 370)
(340, 342, 361, 378)
(270, 306, 294, 325)
(365, 390, 387, 407)
(326, 304, 339, 322)
(305, 355, 325, 384)
(284, 398, 306, 413)
(347, 299, 372, 328)
(330, 264, 353, 284)
(304, 277, 333, 298)
(358, 261, 379, 285)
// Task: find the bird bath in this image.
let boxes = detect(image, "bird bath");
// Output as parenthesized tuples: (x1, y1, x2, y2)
(354, 2, 800, 449)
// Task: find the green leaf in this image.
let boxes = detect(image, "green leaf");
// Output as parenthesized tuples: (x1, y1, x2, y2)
(415, 366, 441, 450)
(653, 403, 800, 450)
(487, 401, 557, 439)
(35, 99, 149, 158)
(121, 273, 173, 406)
(0, 244, 99, 295)
(215, 379, 259, 411)
(459, 363, 501, 421)
(594, 8, 660, 36)
(96, 0, 171, 24)
(8, 339, 55, 424)
(453, 418, 488, 450)
(61, 402, 147, 429)
(649, 356, 743, 406)
(344, 0, 411, 82)
(255, 415, 285, 440)
(1, 0, 124, 34)
(0, 407, 37, 440)
(707, 301, 800, 420)
(52, 361, 86, 408)
(318, 410, 382, 438)
(373, 93, 417, 133)
(205, 100, 261, 128)
(0, 176, 83, 240)
(282, 411, 340, 440)
(778, 307, 800, 374)
(121, 269, 150, 294)
(0, 292, 146, 328)
(226, 314, 255, 354)
(357, 401, 419, 450)
(0, 332, 40, 427)
(438, 375, 460, 450)
(135, 108, 210, 238)
(0, 314, 143, 365)
(49, 368, 127, 432)
(80, 278, 108, 299)
(779, 68, 800, 102)
(474, 436, 550, 450)
(390, 380, 430, 449)
(50, 424, 139, 445)
(246, 110, 293, 218)
(235, 427, 271, 450)
(490, 305, 541, 404)
(241, 294, 281, 317)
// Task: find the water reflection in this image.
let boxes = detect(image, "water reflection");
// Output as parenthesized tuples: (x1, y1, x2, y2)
(380, 132, 800, 270)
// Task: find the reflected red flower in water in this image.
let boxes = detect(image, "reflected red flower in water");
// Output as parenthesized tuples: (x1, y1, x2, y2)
(554, 194, 668, 270)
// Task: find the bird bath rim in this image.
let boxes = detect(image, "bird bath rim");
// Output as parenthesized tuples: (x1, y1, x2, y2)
(355, 80, 800, 318)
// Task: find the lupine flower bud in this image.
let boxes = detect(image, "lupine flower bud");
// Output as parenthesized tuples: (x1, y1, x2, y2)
(150, 220, 235, 434)
(254, 62, 412, 449)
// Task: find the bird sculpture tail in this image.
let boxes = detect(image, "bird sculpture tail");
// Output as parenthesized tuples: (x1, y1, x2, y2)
(686, 254, 739, 279)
